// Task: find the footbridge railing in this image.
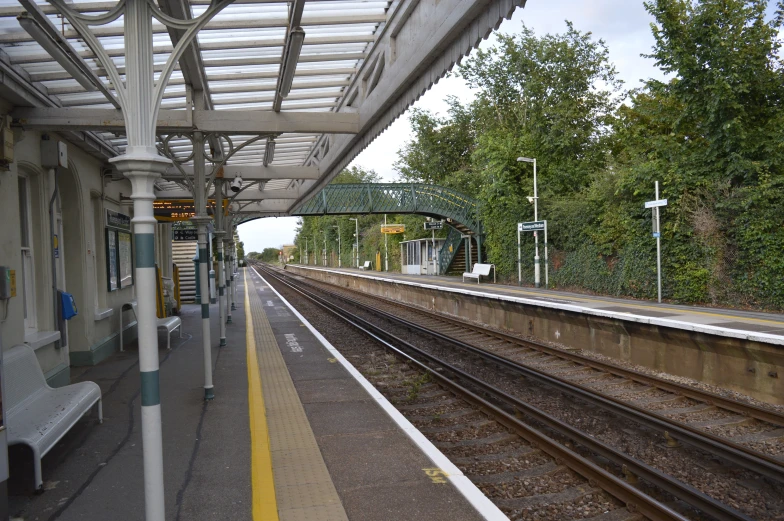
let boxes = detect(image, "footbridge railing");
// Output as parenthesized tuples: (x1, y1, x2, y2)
(291, 183, 483, 235)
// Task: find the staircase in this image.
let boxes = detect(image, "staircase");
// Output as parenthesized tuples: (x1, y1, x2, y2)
(440, 224, 483, 275)
(173, 241, 198, 303)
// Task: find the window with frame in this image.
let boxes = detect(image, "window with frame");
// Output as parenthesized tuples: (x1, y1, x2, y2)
(18, 176, 36, 331)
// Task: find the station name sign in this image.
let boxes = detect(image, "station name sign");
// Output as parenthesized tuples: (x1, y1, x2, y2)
(424, 221, 443, 230)
(518, 220, 545, 232)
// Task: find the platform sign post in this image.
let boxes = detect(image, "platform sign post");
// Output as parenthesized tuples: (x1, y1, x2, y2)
(518, 221, 546, 287)
(644, 183, 668, 303)
(384, 215, 388, 272)
(424, 221, 443, 275)
(517, 223, 522, 286)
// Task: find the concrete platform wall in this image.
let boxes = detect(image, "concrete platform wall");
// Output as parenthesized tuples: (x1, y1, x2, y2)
(285, 265, 784, 405)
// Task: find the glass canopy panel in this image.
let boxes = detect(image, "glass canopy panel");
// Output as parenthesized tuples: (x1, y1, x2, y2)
(1, 0, 393, 180)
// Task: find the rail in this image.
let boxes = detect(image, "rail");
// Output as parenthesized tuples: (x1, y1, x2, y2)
(253, 262, 757, 521)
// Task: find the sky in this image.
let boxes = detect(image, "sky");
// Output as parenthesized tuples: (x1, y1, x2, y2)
(239, 0, 668, 253)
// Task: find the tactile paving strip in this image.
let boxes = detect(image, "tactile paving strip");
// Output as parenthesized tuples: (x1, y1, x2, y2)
(247, 274, 349, 521)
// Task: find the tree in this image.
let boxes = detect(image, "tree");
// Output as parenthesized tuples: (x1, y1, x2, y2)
(394, 99, 477, 191)
(611, 0, 784, 305)
(259, 248, 281, 262)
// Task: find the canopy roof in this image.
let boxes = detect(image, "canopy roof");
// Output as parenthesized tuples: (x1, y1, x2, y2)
(1, 0, 524, 211)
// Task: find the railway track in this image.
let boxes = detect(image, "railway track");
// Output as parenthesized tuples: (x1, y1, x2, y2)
(269, 264, 784, 474)
(252, 263, 778, 521)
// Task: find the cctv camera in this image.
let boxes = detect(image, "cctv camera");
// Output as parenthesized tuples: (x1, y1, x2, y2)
(527, 196, 535, 203)
(230, 176, 243, 193)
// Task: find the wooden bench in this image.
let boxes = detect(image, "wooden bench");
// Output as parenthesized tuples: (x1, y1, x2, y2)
(359, 261, 372, 271)
(119, 300, 182, 351)
(463, 263, 496, 284)
(6, 344, 102, 491)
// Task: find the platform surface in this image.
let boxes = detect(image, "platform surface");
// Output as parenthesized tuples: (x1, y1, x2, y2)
(287, 265, 784, 344)
(7, 269, 490, 521)
(245, 268, 488, 521)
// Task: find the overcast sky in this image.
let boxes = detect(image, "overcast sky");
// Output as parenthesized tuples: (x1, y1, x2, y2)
(239, 0, 668, 253)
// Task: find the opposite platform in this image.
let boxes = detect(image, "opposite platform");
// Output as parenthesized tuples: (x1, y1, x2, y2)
(284, 265, 784, 345)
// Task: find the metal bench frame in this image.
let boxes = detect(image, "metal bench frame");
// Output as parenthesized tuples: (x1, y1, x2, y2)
(359, 261, 372, 271)
(5, 344, 102, 491)
(463, 263, 496, 284)
(119, 300, 182, 351)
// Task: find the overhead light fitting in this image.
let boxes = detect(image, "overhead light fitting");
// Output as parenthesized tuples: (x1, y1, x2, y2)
(263, 137, 276, 166)
(517, 157, 534, 163)
(17, 13, 97, 92)
(279, 28, 305, 98)
(230, 175, 243, 193)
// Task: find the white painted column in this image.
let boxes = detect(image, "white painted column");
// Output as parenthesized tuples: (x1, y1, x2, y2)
(107, 1, 169, 518)
(230, 230, 237, 311)
(190, 130, 213, 401)
(215, 180, 227, 347)
(225, 232, 233, 324)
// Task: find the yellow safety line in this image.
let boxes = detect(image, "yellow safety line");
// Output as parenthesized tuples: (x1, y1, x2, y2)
(244, 270, 279, 521)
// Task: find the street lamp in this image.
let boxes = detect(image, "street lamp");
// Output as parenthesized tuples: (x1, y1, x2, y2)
(349, 218, 359, 268)
(333, 225, 342, 267)
(517, 156, 545, 288)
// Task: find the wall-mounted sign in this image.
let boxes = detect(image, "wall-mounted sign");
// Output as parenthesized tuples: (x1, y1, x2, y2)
(153, 199, 228, 222)
(173, 228, 199, 241)
(381, 224, 405, 234)
(106, 209, 131, 230)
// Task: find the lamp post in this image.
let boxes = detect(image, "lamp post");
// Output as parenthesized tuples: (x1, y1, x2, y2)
(349, 218, 359, 268)
(333, 225, 342, 267)
(323, 229, 327, 266)
(517, 156, 546, 288)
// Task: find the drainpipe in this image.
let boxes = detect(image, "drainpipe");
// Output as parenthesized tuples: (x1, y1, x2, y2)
(47, 168, 60, 348)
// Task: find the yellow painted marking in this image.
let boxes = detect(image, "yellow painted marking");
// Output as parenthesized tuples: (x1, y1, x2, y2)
(244, 270, 280, 521)
(327, 357, 337, 363)
(423, 467, 449, 484)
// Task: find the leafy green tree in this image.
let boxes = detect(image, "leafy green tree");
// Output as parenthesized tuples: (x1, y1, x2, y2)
(394, 100, 477, 191)
(610, 0, 784, 305)
(259, 248, 281, 262)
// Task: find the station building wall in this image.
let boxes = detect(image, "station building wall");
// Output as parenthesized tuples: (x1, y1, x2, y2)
(0, 120, 173, 386)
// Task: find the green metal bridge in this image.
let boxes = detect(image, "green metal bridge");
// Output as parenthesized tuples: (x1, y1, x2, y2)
(292, 183, 482, 233)
(291, 183, 484, 273)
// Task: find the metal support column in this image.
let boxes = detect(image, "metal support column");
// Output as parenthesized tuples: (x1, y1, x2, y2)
(107, 1, 169, 518)
(229, 226, 236, 311)
(215, 179, 227, 347)
(190, 130, 214, 401)
(225, 228, 233, 324)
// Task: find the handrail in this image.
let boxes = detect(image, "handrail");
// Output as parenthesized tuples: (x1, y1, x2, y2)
(438, 225, 464, 274)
